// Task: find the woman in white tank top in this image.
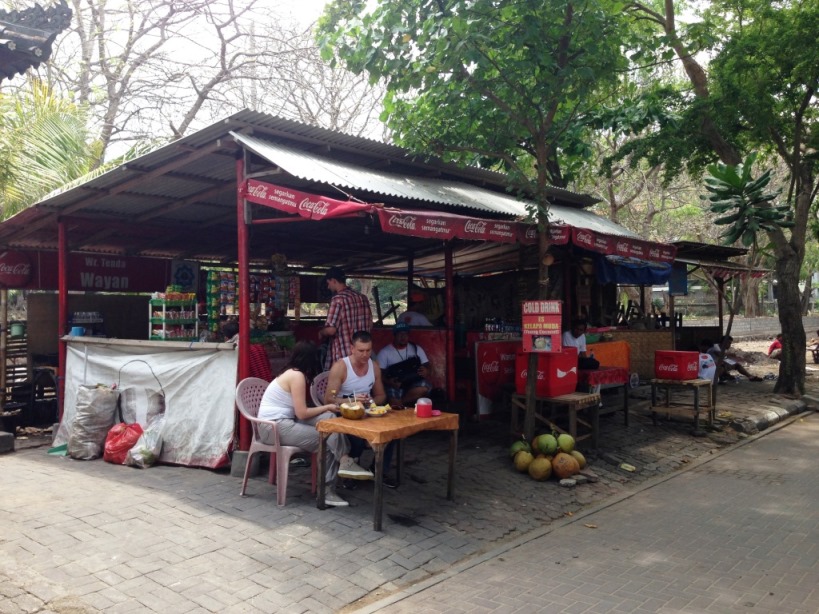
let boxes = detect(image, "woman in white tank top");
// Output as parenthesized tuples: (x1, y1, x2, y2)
(256, 341, 373, 507)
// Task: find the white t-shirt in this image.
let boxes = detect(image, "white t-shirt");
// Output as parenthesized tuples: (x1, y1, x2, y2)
(561, 331, 587, 354)
(399, 311, 433, 326)
(376, 343, 429, 370)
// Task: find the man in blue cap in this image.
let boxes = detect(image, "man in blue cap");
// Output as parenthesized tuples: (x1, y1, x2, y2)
(376, 322, 432, 407)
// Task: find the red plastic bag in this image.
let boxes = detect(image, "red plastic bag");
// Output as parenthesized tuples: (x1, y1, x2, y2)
(103, 422, 143, 465)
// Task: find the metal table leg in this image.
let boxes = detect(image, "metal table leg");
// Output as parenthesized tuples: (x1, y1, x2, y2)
(316, 432, 328, 509)
(447, 430, 457, 501)
(372, 443, 385, 531)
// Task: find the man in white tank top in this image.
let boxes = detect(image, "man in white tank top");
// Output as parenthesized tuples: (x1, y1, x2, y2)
(325, 331, 387, 406)
(325, 331, 398, 488)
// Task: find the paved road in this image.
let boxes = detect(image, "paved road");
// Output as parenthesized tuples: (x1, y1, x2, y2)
(361, 412, 819, 613)
(0, 381, 813, 614)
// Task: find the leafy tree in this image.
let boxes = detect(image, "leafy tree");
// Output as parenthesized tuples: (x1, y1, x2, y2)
(623, 0, 818, 394)
(0, 81, 99, 217)
(318, 0, 630, 208)
(700, 152, 789, 250)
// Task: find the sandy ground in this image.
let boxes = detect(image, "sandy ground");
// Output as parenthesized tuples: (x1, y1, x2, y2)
(729, 337, 817, 381)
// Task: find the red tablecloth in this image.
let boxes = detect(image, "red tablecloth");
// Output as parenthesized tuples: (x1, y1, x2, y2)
(578, 366, 629, 386)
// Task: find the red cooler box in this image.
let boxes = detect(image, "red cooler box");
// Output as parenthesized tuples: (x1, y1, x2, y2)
(654, 350, 699, 380)
(515, 347, 578, 397)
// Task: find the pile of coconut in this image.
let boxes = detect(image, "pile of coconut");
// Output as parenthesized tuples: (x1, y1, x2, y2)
(509, 433, 586, 481)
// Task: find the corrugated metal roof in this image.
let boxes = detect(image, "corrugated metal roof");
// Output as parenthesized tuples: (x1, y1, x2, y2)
(0, 109, 636, 275)
(233, 132, 637, 238)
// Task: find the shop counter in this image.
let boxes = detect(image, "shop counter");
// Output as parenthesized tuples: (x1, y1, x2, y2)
(586, 340, 631, 371)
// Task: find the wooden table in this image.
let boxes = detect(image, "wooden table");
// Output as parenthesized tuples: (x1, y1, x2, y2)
(650, 378, 714, 436)
(510, 391, 602, 447)
(316, 409, 459, 531)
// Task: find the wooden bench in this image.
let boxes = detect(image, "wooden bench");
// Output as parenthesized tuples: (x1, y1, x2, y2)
(650, 378, 714, 436)
(511, 391, 602, 447)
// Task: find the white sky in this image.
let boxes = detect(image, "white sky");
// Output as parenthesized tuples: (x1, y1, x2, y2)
(268, 0, 329, 26)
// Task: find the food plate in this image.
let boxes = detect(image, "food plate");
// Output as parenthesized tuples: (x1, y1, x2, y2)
(365, 406, 389, 417)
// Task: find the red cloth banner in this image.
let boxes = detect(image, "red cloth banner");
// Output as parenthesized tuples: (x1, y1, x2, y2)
(376, 208, 529, 244)
(242, 180, 369, 220)
(571, 228, 675, 263)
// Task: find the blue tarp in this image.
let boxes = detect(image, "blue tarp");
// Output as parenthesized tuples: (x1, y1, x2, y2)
(595, 255, 673, 286)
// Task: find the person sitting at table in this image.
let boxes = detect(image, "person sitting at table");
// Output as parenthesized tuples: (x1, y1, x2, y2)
(807, 329, 819, 363)
(325, 330, 398, 488)
(257, 341, 371, 508)
(376, 322, 432, 408)
(562, 318, 599, 370)
(707, 335, 762, 382)
(398, 291, 434, 327)
(768, 333, 783, 361)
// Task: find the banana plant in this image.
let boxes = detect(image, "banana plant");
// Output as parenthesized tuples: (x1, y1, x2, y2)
(699, 152, 791, 248)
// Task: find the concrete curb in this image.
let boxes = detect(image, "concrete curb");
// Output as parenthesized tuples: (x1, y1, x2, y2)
(738, 397, 811, 433)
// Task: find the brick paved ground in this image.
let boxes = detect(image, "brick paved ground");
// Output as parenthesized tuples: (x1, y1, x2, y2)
(0, 379, 816, 613)
(369, 411, 819, 613)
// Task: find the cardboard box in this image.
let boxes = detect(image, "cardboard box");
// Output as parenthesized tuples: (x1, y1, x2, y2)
(654, 350, 699, 380)
(515, 347, 578, 397)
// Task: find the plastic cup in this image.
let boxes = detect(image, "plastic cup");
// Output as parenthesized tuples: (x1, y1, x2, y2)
(416, 397, 433, 418)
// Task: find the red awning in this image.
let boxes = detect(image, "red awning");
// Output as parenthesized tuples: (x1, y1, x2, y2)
(242, 180, 675, 263)
(242, 180, 370, 220)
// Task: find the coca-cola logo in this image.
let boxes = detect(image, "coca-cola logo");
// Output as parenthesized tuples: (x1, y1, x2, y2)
(525, 227, 538, 239)
(299, 198, 330, 217)
(464, 220, 487, 234)
(519, 369, 546, 380)
(648, 247, 660, 259)
(556, 367, 577, 379)
(687, 362, 697, 371)
(246, 183, 269, 199)
(576, 231, 593, 245)
(388, 215, 416, 230)
(481, 360, 500, 373)
(0, 251, 32, 288)
(658, 363, 678, 372)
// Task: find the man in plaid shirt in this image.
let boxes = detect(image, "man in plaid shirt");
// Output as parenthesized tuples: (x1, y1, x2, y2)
(319, 267, 372, 371)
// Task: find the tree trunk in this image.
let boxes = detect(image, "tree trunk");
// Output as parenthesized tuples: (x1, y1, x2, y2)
(742, 276, 762, 317)
(800, 273, 813, 315)
(773, 253, 806, 394)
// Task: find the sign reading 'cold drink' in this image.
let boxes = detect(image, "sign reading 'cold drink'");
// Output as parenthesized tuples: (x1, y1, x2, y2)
(521, 300, 562, 353)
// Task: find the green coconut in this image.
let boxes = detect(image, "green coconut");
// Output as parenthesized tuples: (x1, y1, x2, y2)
(557, 433, 576, 453)
(509, 440, 532, 458)
(535, 433, 558, 455)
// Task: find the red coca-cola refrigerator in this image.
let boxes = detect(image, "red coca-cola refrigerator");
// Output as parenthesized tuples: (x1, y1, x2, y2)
(474, 340, 520, 418)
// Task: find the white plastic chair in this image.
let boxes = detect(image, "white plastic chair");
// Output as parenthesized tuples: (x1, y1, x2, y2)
(310, 371, 331, 407)
(235, 377, 316, 506)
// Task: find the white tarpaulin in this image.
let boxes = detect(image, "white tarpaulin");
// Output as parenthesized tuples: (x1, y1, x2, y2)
(55, 341, 238, 468)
